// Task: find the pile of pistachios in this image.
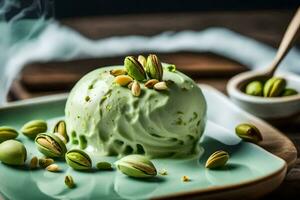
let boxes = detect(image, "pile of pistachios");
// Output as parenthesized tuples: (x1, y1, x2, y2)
(245, 77, 298, 97)
(111, 54, 175, 97)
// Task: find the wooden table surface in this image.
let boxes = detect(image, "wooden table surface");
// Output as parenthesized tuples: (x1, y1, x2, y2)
(7, 10, 300, 198)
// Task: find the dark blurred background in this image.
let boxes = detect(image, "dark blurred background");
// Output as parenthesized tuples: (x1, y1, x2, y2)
(54, 0, 300, 18)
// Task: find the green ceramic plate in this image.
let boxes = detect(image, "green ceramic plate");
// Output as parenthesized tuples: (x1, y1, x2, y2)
(0, 85, 286, 200)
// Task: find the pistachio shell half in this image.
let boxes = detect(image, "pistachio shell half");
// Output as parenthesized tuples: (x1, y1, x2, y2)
(115, 154, 157, 178)
(205, 150, 229, 169)
(65, 149, 92, 170)
(35, 133, 67, 158)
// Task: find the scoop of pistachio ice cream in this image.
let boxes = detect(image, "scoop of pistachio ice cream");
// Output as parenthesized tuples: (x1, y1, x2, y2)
(65, 65, 207, 158)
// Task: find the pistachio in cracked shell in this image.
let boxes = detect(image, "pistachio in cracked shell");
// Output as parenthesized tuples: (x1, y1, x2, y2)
(146, 54, 163, 81)
(235, 123, 263, 144)
(35, 133, 67, 158)
(65, 149, 92, 170)
(115, 154, 157, 178)
(205, 150, 229, 169)
(124, 56, 146, 81)
(53, 120, 69, 143)
(263, 77, 286, 97)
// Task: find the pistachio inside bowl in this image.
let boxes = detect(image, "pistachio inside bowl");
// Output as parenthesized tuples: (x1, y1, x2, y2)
(227, 70, 300, 120)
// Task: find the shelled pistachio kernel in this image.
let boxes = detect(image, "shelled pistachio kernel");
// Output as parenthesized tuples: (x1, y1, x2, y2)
(65, 175, 75, 189)
(46, 164, 60, 172)
(263, 77, 286, 97)
(182, 175, 190, 182)
(96, 162, 112, 170)
(110, 69, 127, 77)
(21, 120, 47, 139)
(0, 126, 18, 143)
(131, 81, 141, 97)
(115, 75, 133, 86)
(124, 56, 146, 81)
(245, 81, 263, 96)
(65, 149, 92, 170)
(53, 120, 69, 143)
(145, 79, 159, 89)
(38, 158, 54, 168)
(29, 156, 38, 169)
(138, 55, 147, 68)
(146, 54, 163, 81)
(154, 81, 168, 91)
(35, 133, 67, 158)
(205, 150, 229, 169)
(0, 140, 27, 166)
(282, 88, 298, 96)
(115, 154, 157, 178)
(235, 123, 263, 143)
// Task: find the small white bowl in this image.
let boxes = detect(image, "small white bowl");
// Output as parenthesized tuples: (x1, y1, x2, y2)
(227, 70, 300, 120)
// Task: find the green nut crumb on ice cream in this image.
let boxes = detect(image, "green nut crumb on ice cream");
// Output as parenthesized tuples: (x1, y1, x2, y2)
(65, 55, 206, 158)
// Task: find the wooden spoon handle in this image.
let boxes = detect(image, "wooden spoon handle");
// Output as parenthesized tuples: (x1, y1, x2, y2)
(266, 7, 300, 76)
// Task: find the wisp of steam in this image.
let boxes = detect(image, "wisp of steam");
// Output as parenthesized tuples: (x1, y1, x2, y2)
(1, 0, 300, 105)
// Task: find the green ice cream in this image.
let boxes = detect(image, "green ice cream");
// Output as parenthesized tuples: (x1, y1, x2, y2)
(65, 65, 206, 158)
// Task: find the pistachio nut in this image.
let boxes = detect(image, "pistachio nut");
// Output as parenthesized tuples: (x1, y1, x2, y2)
(38, 158, 54, 168)
(282, 88, 298, 96)
(115, 154, 157, 178)
(21, 120, 48, 139)
(65, 149, 92, 170)
(124, 56, 146, 81)
(235, 123, 263, 143)
(205, 150, 229, 169)
(53, 120, 69, 143)
(110, 69, 127, 77)
(245, 81, 263, 96)
(29, 156, 38, 169)
(263, 77, 286, 97)
(146, 54, 163, 81)
(131, 81, 141, 97)
(0, 140, 27, 166)
(154, 81, 168, 91)
(46, 164, 60, 172)
(115, 75, 133, 86)
(35, 133, 67, 158)
(145, 79, 159, 89)
(138, 55, 147, 68)
(65, 175, 75, 189)
(0, 126, 18, 143)
(96, 161, 112, 170)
